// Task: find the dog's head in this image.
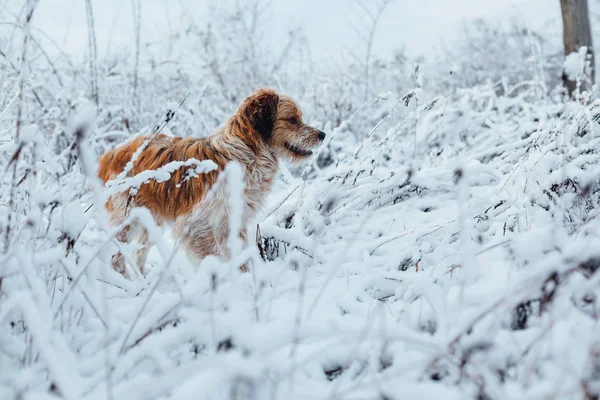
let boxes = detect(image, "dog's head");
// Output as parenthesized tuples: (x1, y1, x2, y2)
(238, 88, 326, 161)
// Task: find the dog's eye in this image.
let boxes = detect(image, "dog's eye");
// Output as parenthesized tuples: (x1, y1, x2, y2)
(287, 117, 299, 125)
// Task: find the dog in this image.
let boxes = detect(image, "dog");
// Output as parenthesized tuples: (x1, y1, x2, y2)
(97, 88, 325, 276)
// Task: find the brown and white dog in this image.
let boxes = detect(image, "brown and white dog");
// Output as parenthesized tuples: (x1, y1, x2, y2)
(98, 88, 325, 276)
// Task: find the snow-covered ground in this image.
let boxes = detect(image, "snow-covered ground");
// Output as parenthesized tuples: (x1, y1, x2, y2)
(2, 1, 600, 399)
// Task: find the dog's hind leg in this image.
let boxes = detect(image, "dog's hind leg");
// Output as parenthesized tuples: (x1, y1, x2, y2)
(106, 194, 129, 275)
(106, 194, 150, 277)
(112, 223, 132, 276)
(111, 221, 151, 278)
(134, 225, 150, 275)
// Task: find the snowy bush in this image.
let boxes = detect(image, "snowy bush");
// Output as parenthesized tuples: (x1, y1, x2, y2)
(1, 2, 600, 400)
(433, 19, 564, 97)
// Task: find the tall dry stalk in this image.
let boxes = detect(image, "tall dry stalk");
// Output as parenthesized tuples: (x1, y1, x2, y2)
(352, 0, 394, 101)
(131, 0, 141, 113)
(4, 0, 39, 253)
(85, 0, 99, 108)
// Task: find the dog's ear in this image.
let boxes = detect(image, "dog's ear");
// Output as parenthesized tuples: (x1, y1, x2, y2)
(242, 89, 279, 142)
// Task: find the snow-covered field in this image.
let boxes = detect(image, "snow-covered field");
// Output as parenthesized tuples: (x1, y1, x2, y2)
(2, 1, 600, 399)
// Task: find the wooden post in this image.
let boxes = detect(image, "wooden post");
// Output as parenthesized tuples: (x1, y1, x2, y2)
(560, 0, 595, 97)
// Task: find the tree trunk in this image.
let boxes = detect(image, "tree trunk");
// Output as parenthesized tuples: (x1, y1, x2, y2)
(560, 0, 595, 97)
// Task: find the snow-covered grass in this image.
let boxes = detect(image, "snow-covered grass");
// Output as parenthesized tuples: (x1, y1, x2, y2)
(2, 2, 600, 399)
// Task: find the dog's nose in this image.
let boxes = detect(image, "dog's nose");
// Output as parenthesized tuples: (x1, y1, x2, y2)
(318, 131, 326, 141)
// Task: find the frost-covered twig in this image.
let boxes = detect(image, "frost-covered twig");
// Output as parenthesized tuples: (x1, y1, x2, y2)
(104, 158, 217, 199)
(355, 0, 394, 101)
(225, 162, 244, 258)
(84, 0, 99, 107)
(130, 0, 141, 112)
(353, 94, 405, 158)
(3, 0, 38, 254)
(118, 243, 179, 355)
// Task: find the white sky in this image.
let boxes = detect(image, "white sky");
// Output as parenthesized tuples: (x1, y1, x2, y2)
(26, 0, 561, 61)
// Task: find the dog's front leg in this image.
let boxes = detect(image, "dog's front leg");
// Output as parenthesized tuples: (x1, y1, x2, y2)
(175, 204, 249, 271)
(239, 228, 249, 272)
(174, 209, 219, 265)
(212, 211, 250, 272)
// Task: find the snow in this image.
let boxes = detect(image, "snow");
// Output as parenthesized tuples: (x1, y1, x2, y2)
(1, 1, 600, 399)
(224, 162, 245, 257)
(564, 51, 584, 81)
(104, 159, 217, 199)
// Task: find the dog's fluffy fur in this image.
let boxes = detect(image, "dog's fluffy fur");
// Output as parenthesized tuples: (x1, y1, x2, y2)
(97, 88, 325, 276)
